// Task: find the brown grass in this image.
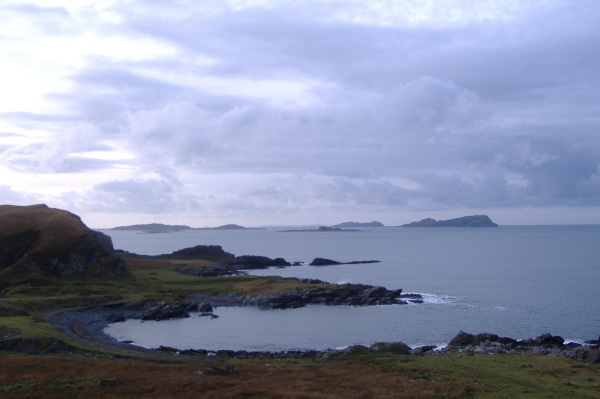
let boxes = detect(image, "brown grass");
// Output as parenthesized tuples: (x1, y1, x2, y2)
(124, 259, 171, 269)
(125, 258, 217, 269)
(230, 277, 326, 295)
(0, 204, 89, 253)
(0, 357, 472, 398)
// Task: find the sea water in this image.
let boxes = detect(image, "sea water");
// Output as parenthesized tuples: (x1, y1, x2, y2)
(102, 226, 600, 351)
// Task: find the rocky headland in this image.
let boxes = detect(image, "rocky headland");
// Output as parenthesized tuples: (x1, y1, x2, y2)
(0, 204, 129, 278)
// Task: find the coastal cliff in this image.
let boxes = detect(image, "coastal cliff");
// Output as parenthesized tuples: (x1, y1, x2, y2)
(0, 204, 129, 278)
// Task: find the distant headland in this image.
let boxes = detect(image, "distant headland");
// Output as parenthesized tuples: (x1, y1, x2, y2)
(111, 223, 193, 233)
(331, 221, 384, 228)
(401, 215, 498, 227)
(111, 223, 261, 233)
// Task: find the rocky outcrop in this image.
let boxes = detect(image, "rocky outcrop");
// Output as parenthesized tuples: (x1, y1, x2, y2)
(222, 255, 291, 269)
(175, 254, 293, 277)
(131, 301, 216, 321)
(310, 258, 341, 266)
(401, 215, 498, 227)
(139, 302, 192, 321)
(0, 204, 129, 278)
(441, 331, 600, 363)
(242, 281, 410, 309)
(310, 258, 380, 266)
(162, 245, 235, 261)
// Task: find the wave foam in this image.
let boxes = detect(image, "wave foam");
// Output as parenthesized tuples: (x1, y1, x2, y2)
(419, 293, 458, 305)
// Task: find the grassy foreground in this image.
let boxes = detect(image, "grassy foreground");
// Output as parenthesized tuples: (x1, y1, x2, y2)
(0, 351, 598, 398)
(0, 259, 598, 398)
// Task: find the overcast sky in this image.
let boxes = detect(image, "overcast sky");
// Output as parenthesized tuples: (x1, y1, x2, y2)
(1, 0, 600, 227)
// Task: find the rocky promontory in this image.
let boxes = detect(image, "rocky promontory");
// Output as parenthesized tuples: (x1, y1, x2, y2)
(401, 215, 498, 227)
(241, 279, 417, 309)
(0, 204, 129, 278)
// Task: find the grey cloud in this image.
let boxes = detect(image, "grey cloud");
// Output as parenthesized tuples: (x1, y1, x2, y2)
(73, 178, 200, 214)
(0, 185, 38, 205)
(1, 123, 119, 174)
(5, 1, 600, 219)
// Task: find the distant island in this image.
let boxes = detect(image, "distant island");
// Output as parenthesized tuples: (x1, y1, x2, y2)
(111, 223, 192, 233)
(331, 221, 384, 228)
(280, 226, 362, 233)
(401, 215, 498, 227)
(111, 223, 260, 233)
(197, 224, 249, 230)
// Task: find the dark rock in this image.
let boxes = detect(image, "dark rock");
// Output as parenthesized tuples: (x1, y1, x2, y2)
(139, 302, 191, 321)
(584, 335, 600, 345)
(165, 245, 234, 261)
(370, 342, 411, 355)
(411, 346, 437, 356)
(179, 349, 209, 356)
(197, 302, 213, 313)
(533, 333, 565, 347)
(226, 255, 292, 269)
(244, 283, 405, 309)
(446, 331, 479, 348)
(446, 331, 517, 351)
(310, 258, 380, 266)
(362, 286, 387, 299)
(310, 258, 341, 266)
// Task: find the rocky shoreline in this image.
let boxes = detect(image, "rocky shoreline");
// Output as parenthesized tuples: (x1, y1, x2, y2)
(42, 306, 600, 363)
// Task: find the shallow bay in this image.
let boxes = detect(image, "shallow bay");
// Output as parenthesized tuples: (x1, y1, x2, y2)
(103, 225, 600, 350)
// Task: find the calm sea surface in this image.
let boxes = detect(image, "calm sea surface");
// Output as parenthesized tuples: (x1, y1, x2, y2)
(102, 226, 600, 351)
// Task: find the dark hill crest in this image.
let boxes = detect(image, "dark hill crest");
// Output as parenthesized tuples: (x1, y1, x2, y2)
(0, 204, 129, 278)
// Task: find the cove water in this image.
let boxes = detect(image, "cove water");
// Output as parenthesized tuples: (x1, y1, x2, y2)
(102, 226, 600, 351)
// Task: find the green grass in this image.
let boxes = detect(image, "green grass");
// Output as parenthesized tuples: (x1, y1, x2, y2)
(1, 264, 319, 309)
(402, 353, 600, 398)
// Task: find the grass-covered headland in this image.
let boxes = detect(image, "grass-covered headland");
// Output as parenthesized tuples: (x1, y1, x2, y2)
(0, 204, 598, 398)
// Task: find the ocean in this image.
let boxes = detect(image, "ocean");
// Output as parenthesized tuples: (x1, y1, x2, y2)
(102, 225, 600, 351)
